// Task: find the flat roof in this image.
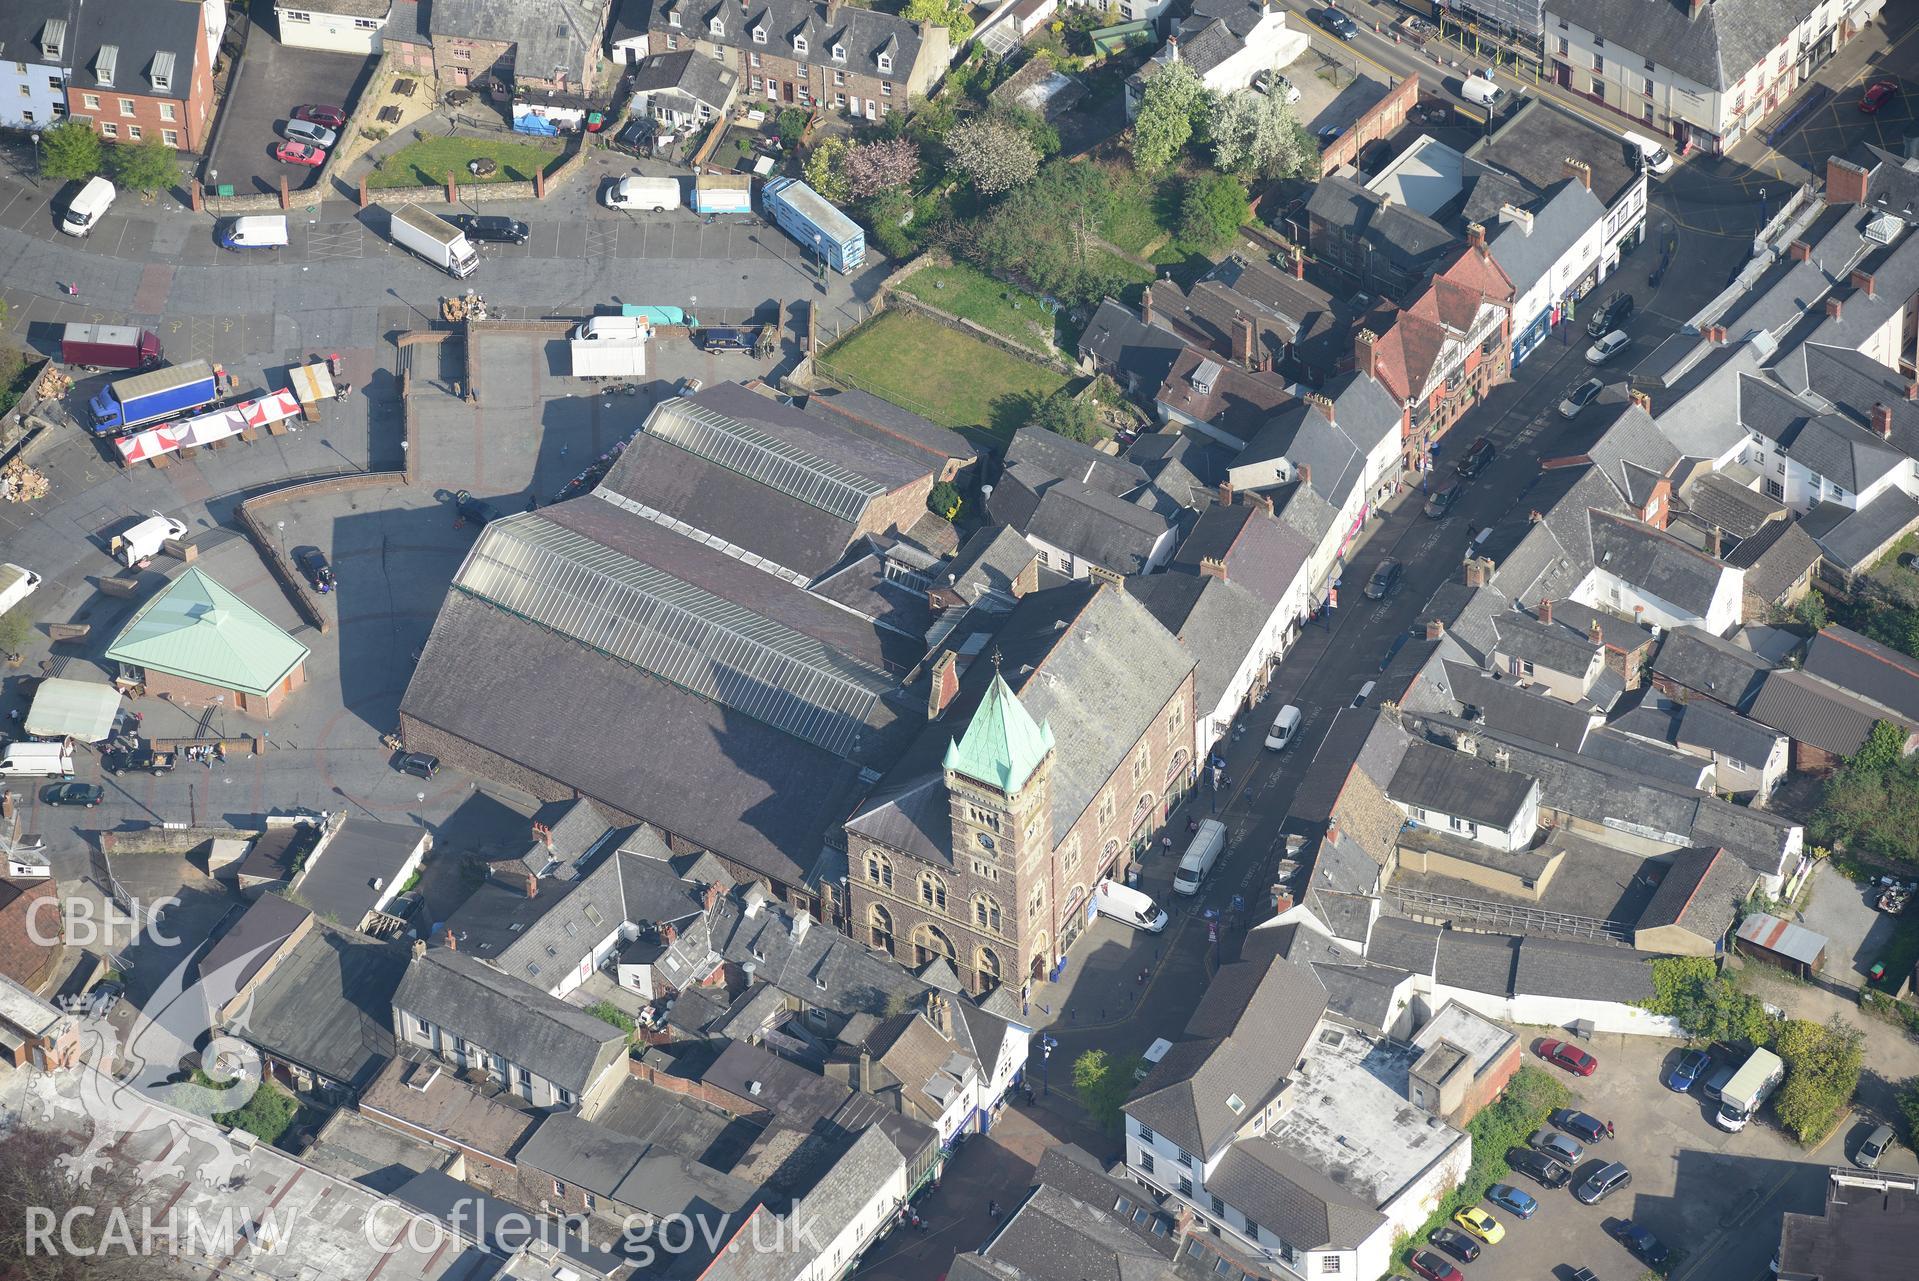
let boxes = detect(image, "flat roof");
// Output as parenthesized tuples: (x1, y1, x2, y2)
(1469, 96, 1642, 209)
(1367, 135, 1466, 217)
(1411, 1000, 1515, 1076)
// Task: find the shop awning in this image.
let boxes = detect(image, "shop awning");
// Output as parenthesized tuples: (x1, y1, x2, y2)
(24, 678, 122, 742)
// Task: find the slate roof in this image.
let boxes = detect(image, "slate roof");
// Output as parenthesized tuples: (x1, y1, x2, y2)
(989, 461, 1172, 575)
(1723, 517, 1821, 602)
(1809, 489, 1919, 572)
(975, 1147, 1188, 1281)
(1078, 298, 1187, 391)
(1676, 697, 1784, 768)
(1635, 846, 1752, 941)
(392, 950, 627, 1095)
(1748, 667, 1910, 757)
(1167, 500, 1313, 610)
(1651, 624, 1773, 710)
(432, 0, 606, 84)
(64, 0, 202, 99)
(1553, 0, 1823, 92)
(105, 569, 309, 698)
(1308, 173, 1455, 275)
(654, 0, 928, 83)
(239, 924, 406, 1089)
(1127, 573, 1273, 715)
(627, 49, 737, 112)
(1124, 955, 1328, 1158)
(1580, 727, 1713, 788)
(1207, 1139, 1387, 1252)
(1434, 931, 1519, 995)
(1685, 472, 1785, 540)
(1443, 662, 1597, 751)
(1590, 511, 1731, 617)
(1465, 96, 1642, 209)
(196, 893, 310, 1005)
(290, 820, 423, 927)
(1512, 936, 1657, 1003)
(1364, 916, 1441, 975)
(1487, 181, 1608, 296)
(1389, 740, 1537, 828)
(1492, 608, 1601, 676)
(516, 1112, 757, 1220)
(1155, 348, 1294, 443)
(1005, 427, 1149, 498)
(943, 526, 1039, 610)
(1803, 625, 1919, 722)
(805, 386, 977, 468)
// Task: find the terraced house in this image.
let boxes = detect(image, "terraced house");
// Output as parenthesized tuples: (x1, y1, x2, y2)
(644, 0, 954, 117)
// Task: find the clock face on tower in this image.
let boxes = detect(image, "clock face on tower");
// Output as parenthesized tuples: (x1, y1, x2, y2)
(978, 832, 995, 851)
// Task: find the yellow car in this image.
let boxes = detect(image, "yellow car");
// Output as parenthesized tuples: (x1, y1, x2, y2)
(1452, 1206, 1505, 1245)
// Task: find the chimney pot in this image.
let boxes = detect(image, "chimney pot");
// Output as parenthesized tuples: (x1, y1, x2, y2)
(1629, 388, 1652, 411)
(1560, 157, 1591, 190)
(1305, 391, 1335, 424)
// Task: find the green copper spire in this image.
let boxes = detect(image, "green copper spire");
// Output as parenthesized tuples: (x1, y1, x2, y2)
(943, 666, 1055, 794)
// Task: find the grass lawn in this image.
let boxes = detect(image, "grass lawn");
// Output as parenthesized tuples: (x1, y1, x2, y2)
(1099, 170, 1181, 256)
(819, 309, 1068, 444)
(369, 135, 563, 189)
(897, 263, 1062, 354)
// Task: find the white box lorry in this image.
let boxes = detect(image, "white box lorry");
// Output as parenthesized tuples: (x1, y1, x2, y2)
(570, 317, 649, 378)
(116, 513, 188, 568)
(0, 563, 42, 617)
(387, 204, 479, 278)
(1714, 1047, 1784, 1132)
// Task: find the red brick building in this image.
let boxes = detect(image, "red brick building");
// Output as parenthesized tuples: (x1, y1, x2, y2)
(64, 0, 220, 152)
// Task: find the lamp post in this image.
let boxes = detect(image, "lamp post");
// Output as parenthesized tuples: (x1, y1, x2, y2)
(1040, 1034, 1057, 1096)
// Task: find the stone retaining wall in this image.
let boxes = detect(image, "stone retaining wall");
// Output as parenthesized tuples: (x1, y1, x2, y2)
(202, 187, 288, 216)
(357, 135, 587, 209)
(882, 292, 1074, 377)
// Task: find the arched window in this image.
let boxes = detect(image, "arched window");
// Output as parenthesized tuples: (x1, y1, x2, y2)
(976, 947, 1002, 990)
(919, 872, 947, 911)
(868, 903, 893, 952)
(911, 923, 955, 967)
(973, 894, 1002, 934)
(866, 850, 892, 888)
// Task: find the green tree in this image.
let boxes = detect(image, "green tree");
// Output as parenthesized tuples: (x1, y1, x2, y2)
(587, 1000, 637, 1038)
(1854, 720, 1908, 771)
(39, 121, 103, 182)
(1642, 956, 1774, 1045)
(1793, 589, 1830, 630)
(1072, 1048, 1140, 1134)
(109, 138, 183, 195)
(1179, 173, 1250, 250)
(1210, 85, 1317, 179)
(1130, 59, 1210, 174)
(1032, 389, 1101, 443)
(903, 0, 976, 40)
(1814, 751, 1919, 868)
(193, 1071, 300, 1144)
(1899, 1076, 1919, 1147)
(777, 108, 810, 149)
(928, 480, 963, 520)
(1772, 1017, 1864, 1144)
(804, 136, 852, 203)
(992, 104, 1061, 159)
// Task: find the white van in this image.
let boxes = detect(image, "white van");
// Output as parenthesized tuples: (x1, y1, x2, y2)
(220, 215, 290, 250)
(1094, 879, 1168, 933)
(1, 741, 75, 777)
(0, 563, 42, 616)
(606, 175, 681, 211)
(1174, 819, 1227, 895)
(62, 176, 116, 237)
(1265, 704, 1302, 751)
(1461, 76, 1506, 109)
(1134, 1037, 1173, 1081)
(1623, 131, 1675, 176)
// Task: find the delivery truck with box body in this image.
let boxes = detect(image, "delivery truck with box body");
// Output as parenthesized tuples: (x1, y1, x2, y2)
(763, 177, 864, 273)
(88, 360, 220, 435)
(61, 324, 163, 372)
(569, 317, 648, 378)
(387, 204, 480, 278)
(1713, 1047, 1784, 1132)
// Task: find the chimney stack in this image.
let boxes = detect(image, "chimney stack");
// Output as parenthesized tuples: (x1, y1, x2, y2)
(1907, 382, 1918, 401)
(1704, 324, 1727, 344)
(1851, 269, 1876, 299)
(1826, 156, 1870, 206)
(1872, 403, 1893, 439)
(928, 650, 961, 718)
(1789, 240, 1811, 262)
(1354, 328, 1380, 382)
(1233, 313, 1256, 368)
(1304, 391, 1335, 423)
(1826, 296, 1843, 320)
(1560, 157, 1591, 191)
(1629, 388, 1652, 412)
(827, 0, 841, 20)
(1467, 222, 1486, 252)
(532, 821, 553, 849)
(1588, 618, 1604, 645)
(1140, 283, 1155, 328)
(1249, 490, 1274, 516)
(1167, 35, 1179, 62)
(412, 938, 427, 961)
(703, 882, 724, 914)
(1218, 479, 1234, 506)
(1426, 618, 1446, 641)
(1199, 556, 1228, 581)
(1297, 463, 1312, 490)
(1538, 598, 1554, 626)
(1292, 247, 1305, 280)
(1464, 557, 1491, 588)
(524, 871, 538, 900)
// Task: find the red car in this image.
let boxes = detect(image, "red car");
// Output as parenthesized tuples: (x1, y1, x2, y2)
(274, 141, 326, 167)
(1538, 1039, 1599, 1076)
(1408, 1249, 1464, 1281)
(293, 104, 347, 130)
(1861, 80, 1899, 113)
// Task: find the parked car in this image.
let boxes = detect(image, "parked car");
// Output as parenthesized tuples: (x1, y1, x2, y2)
(1586, 330, 1631, 364)
(1424, 477, 1461, 518)
(1257, 71, 1302, 104)
(1575, 1161, 1632, 1205)
(1861, 79, 1899, 113)
(1507, 1147, 1572, 1189)
(1318, 6, 1360, 38)
(1669, 1048, 1711, 1092)
(1407, 1250, 1463, 1281)
(292, 104, 347, 130)
(1528, 1129, 1584, 1165)
(444, 213, 530, 244)
(394, 752, 441, 779)
(1427, 1226, 1479, 1263)
(1855, 1123, 1896, 1169)
(1455, 435, 1496, 478)
(41, 782, 104, 807)
(1486, 1184, 1537, 1219)
(282, 119, 338, 149)
(1586, 291, 1635, 338)
(1553, 1109, 1608, 1144)
(453, 489, 502, 527)
(1364, 558, 1403, 600)
(274, 141, 326, 167)
(1558, 377, 1605, 418)
(1609, 1220, 1670, 1266)
(295, 547, 334, 594)
(1451, 1206, 1504, 1245)
(1537, 1038, 1599, 1076)
(1350, 679, 1377, 708)
(677, 376, 705, 396)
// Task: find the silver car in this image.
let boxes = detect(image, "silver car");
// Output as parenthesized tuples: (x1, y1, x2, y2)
(282, 118, 338, 149)
(1856, 1123, 1895, 1169)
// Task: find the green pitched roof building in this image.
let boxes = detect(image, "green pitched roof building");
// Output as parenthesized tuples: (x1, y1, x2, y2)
(943, 672, 1056, 794)
(105, 569, 309, 716)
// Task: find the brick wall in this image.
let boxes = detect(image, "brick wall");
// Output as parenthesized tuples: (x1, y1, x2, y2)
(626, 1057, 771, 1121)
(144, 667, 301, 718)
(1320, 74, 1420, 174)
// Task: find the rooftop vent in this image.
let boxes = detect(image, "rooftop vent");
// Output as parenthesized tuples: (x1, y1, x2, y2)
(747, 1080, 763, 1096)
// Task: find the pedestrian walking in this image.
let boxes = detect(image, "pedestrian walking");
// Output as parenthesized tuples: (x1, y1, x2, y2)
(1605, 1119, 1615, 1139)
(60, 281, 78, 296)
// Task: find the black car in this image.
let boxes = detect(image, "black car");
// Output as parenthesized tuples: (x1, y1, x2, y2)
(1608, 1220, 1670, 1266)
(295, 547, 334, 594)
(1586, 290, 1635, 339)
(41, 782, 105, 807)
(1455, 436, 1496, 479)
(1427, 1226, 1481, 1263)
(1364, 558, 1403, 600)
(1552, 1108, 1608, 1144)
(1318, 6, 1360, 37)
(698, 326, 755, 353)
(1507, 1147, 1573, 1189)
(395, 752, 441, 779)
(454, 489, 502, 527)
(1424, 477, 1461, 518)
(444, 213, 530, 244)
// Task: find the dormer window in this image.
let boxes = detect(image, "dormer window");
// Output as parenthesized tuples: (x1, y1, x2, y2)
(150, 50, 175, 93)
(709, 15, 725, 36)
(752, 24, 766, 43)
(832, 42, 845, 62)
(876, 52, 892, 73)
(668, 8, 681, 26)
(95, 43, 118, 87)
(794, 34, 808, 55)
